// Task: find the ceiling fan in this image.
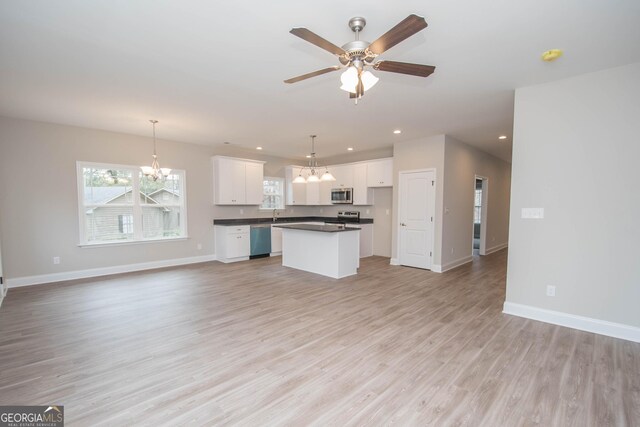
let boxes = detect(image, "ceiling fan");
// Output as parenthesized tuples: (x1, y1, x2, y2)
(284, 14, 435, 102)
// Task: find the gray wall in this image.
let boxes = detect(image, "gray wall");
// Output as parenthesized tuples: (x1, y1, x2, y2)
(391, 134, 511, 270)
(442, 135, 511, 268)
(506, 62, 640, 328)
(391, 135, 446, 264)
(0, 116, 394, 282)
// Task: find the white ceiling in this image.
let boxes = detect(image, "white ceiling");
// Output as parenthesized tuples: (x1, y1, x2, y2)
(1, 1, 639, 162)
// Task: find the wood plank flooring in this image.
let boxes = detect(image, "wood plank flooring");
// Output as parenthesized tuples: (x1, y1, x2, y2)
(1, 251, 639, 426)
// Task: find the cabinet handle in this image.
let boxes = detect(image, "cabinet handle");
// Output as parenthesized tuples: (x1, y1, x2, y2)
(237, 236, 241, 239)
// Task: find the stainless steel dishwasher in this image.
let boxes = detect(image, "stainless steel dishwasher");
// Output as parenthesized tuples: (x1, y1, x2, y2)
(250, 224, 272, 259)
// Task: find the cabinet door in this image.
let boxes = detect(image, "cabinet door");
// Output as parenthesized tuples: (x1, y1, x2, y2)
(271, 226, 282, 253)
(332, 165, 354, 188)
(306, 181, 320, 205)
(245, 162, 264, 205)
(288, 167, 307, 205)
(367, 158, 393, 187)
(215, 157, 246, 204)
(227, 232, 250, 258)
(353, 163, 373, 205)
(319, 180, 333, 205)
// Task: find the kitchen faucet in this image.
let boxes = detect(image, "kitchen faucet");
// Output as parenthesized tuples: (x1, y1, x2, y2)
(273, 209, 279, 222)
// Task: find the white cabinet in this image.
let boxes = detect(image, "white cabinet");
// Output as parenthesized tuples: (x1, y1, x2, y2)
(353, 163, 374, 205)
(367, 158, 393, 187)
(285, 166, 307, 205)
(358, 224, 374, 257)
(271, 224, 282, 255)
(331, 164, 354, 188)
(215, 225, 250, 263)
(213, 156, 265, 205)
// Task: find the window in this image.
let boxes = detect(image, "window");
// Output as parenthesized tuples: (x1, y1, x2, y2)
(77, 162, 186, 245)
(261, 177, 284, 210)
(474, 189, 482, 224)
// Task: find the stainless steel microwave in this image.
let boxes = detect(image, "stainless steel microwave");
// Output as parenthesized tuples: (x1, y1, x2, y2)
(331, 188, 353, 204)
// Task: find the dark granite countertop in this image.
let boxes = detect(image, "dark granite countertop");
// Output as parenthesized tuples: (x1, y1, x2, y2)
(273, 224, 361, 233)
(213, 216, 373, 226)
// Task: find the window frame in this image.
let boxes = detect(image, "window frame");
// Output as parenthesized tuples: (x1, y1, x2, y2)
(259, 176, 285, 210)
(76, 161, 188, 247)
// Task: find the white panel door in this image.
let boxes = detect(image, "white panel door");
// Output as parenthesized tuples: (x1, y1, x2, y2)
(399, 170, 435, 269)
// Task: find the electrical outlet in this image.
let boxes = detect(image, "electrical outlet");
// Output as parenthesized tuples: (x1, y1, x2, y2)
(451, 248, 455, 255)
(385, 209, 390, 215)
(53, 256, 60, 265)
(366, 209, 370, 214)
(319, 208, 323, 213)
(197, 243, 202, 250)
(239, 208, 244, 215)
(492, 236, 496, 242)
(546, 285, 556, 297)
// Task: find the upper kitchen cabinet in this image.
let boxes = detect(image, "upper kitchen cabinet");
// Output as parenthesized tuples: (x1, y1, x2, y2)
(353, 163, 374, 205)
(366, 158, 393, 187)
(331, 164, 354, 188)
(213, 156, 265, 205)
(285, 166, 307, 205)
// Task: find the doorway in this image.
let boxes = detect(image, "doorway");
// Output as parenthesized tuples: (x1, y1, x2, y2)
(398, 169, 436, 269)
(473, 176, 488, 256)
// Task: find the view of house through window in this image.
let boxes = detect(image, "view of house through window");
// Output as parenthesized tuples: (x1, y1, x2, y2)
(78, 162, 186, 244)
(261, 177, 284, 209)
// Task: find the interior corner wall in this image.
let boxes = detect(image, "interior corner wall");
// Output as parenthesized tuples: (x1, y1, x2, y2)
(506, 62, 640, 329)
(441, 136, 511, 270)
(391, 135, 445, 265)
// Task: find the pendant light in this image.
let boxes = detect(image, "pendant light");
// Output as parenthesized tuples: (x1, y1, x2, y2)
(293, 135, 336, 184)
(141, 120, 171, 181)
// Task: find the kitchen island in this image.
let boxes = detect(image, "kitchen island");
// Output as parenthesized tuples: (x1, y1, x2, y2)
(274, 224, 360, 279)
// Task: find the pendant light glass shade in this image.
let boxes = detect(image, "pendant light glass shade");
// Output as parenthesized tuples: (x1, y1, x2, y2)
(320, 169, 336, 181)
(293, 174, 306, 184)
(306, 173, 320, 183)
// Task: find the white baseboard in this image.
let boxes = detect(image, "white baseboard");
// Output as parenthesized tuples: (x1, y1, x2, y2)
(440, 255, 473, 272)
(6, 254, 217, 288)
(484, 242, 508, 255)
(389, 258, 399, 266)
(430, 264, 442, 273)
(503, 301, 640, 343)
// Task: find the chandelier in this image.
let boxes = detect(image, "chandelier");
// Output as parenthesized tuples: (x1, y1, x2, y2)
(141, 120, 171, 181)
(293, 135, 336, 184)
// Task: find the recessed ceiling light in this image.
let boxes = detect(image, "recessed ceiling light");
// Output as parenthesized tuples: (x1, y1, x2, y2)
(223, 141, 231, 145)
(306, 155, 312, 158)
(541, 49, 563, 62)
(498, 135, 507, 140)
(393, 129, 402, 134)
(256, 146, 263, 150)
(347, 147, 354, 151)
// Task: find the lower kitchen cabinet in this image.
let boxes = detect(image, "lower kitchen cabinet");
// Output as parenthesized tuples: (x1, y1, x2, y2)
(270, 224, 283, 255)
(215, 225, 250, 263)
(358, 224, 374, 257)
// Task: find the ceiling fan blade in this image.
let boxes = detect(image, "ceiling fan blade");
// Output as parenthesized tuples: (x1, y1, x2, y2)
(367, 14, 428, 55)
(290, 28, 347, 57)
(374, 61, 435, 77)
(284, 66, 341, 84)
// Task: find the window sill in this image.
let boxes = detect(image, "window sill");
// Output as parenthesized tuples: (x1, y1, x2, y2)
(78, 236, 189, 248)
(259, 208, 285, 211)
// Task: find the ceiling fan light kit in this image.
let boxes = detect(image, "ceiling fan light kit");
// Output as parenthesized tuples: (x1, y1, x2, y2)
(285, 14, 435, 103)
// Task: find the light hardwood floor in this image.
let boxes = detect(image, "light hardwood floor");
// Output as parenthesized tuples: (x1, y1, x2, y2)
(1, 251, 638, 426)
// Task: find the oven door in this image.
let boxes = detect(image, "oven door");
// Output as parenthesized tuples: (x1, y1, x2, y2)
(331, 188, 353, 204)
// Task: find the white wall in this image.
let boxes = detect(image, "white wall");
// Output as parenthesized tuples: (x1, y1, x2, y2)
(506, 62, 640, 330)
(442, 136, 511, 269)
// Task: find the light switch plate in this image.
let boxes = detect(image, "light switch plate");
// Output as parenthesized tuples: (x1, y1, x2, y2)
(522, 208, 544, 219)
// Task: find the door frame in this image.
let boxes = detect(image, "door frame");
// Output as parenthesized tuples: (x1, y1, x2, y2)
(473, 175, 489, 256)
(397, 168, 437, 269)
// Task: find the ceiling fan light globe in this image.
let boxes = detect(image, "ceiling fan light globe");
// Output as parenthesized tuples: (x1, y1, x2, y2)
(361, 71, 379, 91)
(340, 67, 359, 92)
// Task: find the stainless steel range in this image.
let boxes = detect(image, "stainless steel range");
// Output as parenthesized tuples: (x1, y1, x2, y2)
(324, 211, 360, 226)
